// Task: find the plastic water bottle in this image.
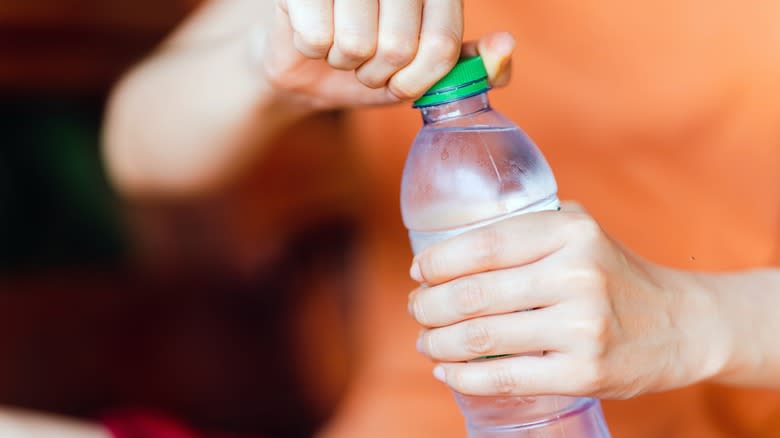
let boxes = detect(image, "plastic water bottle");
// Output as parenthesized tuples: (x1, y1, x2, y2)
(401, 56, 611, 437)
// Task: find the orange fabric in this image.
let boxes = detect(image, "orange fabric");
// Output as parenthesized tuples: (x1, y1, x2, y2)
(334, 1, 780, 437)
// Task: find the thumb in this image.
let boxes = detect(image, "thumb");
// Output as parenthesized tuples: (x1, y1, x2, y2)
(461, 32, 515, 88)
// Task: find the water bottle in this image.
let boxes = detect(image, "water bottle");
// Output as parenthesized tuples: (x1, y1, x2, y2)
(400, 56, 611, 437)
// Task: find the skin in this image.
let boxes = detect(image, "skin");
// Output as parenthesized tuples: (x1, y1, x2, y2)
(409, 202, 780, 398)
(97, 0, 779, 435)
(0, 408, 108, 438)
(99, 1, 510, 437)
(104, 0, 513, 198)
(4, 1, 776, 436)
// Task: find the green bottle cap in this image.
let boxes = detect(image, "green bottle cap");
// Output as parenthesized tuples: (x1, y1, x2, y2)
(413, 56, 490, 108)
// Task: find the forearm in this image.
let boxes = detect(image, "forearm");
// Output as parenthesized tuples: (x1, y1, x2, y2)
(0, 408, 109, 438)
(699, 269, 780, 387)
(666, 265, 780, 389)
(104, 0, 309, 198)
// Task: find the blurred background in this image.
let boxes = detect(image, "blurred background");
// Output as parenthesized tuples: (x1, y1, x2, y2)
(3, 2, 780, 438)
(0, 2, 355, 437)
(0, 0, 185, 269)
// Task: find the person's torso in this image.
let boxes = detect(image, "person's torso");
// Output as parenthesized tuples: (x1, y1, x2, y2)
(347, 2, 780, 436)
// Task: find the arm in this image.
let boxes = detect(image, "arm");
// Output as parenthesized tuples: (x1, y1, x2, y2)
(104, 0, 291, 197)
(105, 0, 514, 198)
(692, 269, 780, 387)
(0, 408, 108, 438)
(104, 1, 515, 435)
(408, 202, 780, 398)
(103, 0, 515, 272)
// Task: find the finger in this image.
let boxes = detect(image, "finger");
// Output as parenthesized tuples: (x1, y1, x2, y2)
(409, 262, 564, 328)
(355, 0, 423, 88)
(490, 59, 512, 88)
(327, 0, 379, 70)
(286, 0, 334, 58)
(461, 32, 515, 87)
(411, 211, 572, 286)
(264, 4, 309, 88)
(433, 354, 574, 397)
(387, 0, 464, 100)
(418, 308, 563, 362)
(264, 1, 398, 104)
(311, 67, 402, 105)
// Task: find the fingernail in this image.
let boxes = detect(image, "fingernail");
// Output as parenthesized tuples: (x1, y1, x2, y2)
(410, 261, 423, 283)
(497, 32, 516, 53)
(416, 336, 424, 353)
(433, 365, 446, 383)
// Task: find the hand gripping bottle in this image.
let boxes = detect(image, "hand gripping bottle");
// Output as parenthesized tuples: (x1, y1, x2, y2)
(401, 56, 611, 437)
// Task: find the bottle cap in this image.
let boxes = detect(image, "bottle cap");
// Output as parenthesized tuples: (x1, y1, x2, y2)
(413, 56, 490, 107)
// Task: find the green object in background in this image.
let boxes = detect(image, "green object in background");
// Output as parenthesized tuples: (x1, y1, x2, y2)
(0, 97, 126, 270)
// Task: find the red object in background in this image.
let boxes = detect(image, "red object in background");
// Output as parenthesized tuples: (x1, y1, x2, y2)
(103, 410, 261, 438)
(104, 411, 205, 438)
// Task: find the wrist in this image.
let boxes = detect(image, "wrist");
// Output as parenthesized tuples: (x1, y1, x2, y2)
(652, 265, 734, 390)
(695, 271, 771, 387)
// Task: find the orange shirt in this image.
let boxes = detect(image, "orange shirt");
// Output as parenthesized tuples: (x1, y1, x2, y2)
(334, 1, 780, 437)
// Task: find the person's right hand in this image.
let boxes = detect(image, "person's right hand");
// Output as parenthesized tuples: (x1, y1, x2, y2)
(263, 0, 515, 111)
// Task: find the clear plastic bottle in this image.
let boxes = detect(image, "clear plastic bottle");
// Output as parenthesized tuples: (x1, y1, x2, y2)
(401, 57, 611, 437)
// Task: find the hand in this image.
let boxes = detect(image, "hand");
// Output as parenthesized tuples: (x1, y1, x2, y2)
(407, 203, 728, 399)
(263, 0, 514, 110)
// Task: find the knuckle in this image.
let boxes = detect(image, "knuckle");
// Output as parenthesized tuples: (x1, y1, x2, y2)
(425, 331, 444, 359)
(566, 263, 608, 298)
(377, 35, 417, 66)
(411, 297, 429, 325)
(300, 30, 333, 53)
(354, 69, 384, 89)
(583, 266, 609, 295)
(335, 34, 375, 60)
(463, 321, 494, 356)
(453, 279, 490, 317)
(388, 77, 421, 100)
(474, 226, 502, 266)
(388, 27, 461, 100)
(488, 365, 518, 395)
(583, 317, 611, 353)
(447, 368, 467, 393)
(579, 360, 607, 394)
(564, 213, 603, 244)
(425, 28, 461, 59)
(419, 254, 445, 283)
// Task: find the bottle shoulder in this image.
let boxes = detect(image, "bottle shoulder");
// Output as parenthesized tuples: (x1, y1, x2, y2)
(420, 107, 515, 132)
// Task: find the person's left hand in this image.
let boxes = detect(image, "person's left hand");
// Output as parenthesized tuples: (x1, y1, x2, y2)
(407, 203, 727, 399)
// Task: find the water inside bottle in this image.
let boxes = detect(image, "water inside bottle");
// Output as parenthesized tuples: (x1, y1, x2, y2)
(402, 126, 559, 236)
(403, 91, 611, 436)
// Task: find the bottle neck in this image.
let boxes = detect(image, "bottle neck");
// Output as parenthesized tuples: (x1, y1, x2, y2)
(420, 92, 490, 124)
